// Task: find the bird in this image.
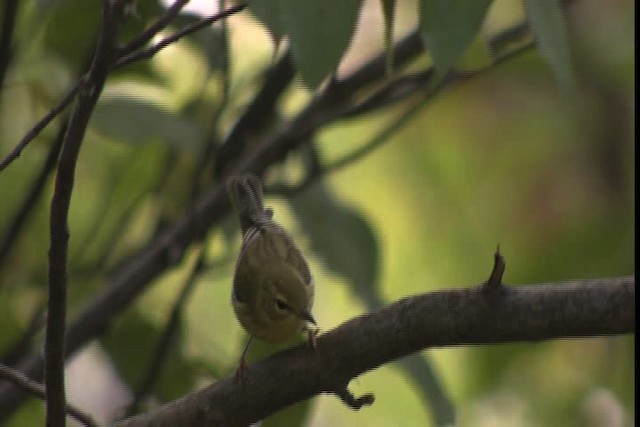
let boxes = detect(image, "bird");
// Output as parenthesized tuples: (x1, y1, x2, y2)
(227, 173, 317, 377)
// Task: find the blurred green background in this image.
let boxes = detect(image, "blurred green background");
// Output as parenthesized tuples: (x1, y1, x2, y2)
(0, 0, 634, 425)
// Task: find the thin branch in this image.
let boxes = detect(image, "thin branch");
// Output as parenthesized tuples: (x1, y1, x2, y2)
(0, 364, 98, 426)
(119, 0, 190, 56)
(115, 276, 635, 426)
(267, 76, 443, 197)
(0, 79, 82, 173)
(45, 1, 126, 425)
(113, 3, 247, 70)
(0, 122, 66, 267)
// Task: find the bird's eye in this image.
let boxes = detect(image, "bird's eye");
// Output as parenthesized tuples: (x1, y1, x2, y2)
(275, 298, 288, 311)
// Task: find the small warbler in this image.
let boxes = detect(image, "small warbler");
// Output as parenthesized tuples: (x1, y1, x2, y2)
(227, 174, 317, 376)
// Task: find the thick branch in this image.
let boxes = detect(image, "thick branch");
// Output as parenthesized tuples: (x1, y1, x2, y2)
(117, 276, 634, 426)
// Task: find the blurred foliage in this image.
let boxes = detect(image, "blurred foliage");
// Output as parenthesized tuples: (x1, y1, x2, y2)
(0, 0, 635, 426)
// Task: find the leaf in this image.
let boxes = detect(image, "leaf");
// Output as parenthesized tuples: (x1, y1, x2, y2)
(380, 0, 396, 75)
(91, 97, 203, 149)
(43, 0, 102, 72)
(524, 0, 576, 90)
(280, 0, 362, 88)
(291, 181, 379, 300)
(250, 0, 285, 42)
(419, 0, 493, 77)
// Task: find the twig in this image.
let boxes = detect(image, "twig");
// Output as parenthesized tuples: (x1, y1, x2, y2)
(334, 386, 375, 410)
(0, 80, 82, 172)
(0, 123, 66, 267)
(268, 76, 444, 197)
(0, 364, 98, 426)
(113, 3, 247, 70)
(119, 0, 190, 56)
(486, 246, 506, 288)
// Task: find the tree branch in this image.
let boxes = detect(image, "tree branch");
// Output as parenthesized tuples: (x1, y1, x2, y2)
(116, 276, 634, 426)
(45, 1, 126, 425)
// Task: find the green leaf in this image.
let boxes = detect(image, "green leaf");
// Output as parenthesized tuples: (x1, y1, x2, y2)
(380, 0, 396, 75)
(524, 0, 576, 90)
(91, 97, 203, 149)
(43, 0, 101, 72)
(250, 0, 285, 42)
(280, 0, 362, 88)
(419, 0, 493, 77)
(291, 181, 379, 300)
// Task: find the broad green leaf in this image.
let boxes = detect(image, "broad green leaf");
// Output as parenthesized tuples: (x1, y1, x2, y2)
(419, 0, 493, 77)
(524, 0, 576, 90)
(380, 0, 396, 75)
(250, 0, 285, 42)
(280, 0, 362, 88)
(91, 97, 203, 149)
(291, 181, 379, 300)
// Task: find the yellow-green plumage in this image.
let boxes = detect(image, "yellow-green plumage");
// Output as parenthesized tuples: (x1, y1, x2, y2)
(228, 174, 316, 350)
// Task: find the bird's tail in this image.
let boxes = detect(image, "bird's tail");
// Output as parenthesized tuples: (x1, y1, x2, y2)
(227, 173, 273, 234)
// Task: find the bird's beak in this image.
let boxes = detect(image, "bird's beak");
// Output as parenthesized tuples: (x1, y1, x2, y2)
(299, 310, 316, 325)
